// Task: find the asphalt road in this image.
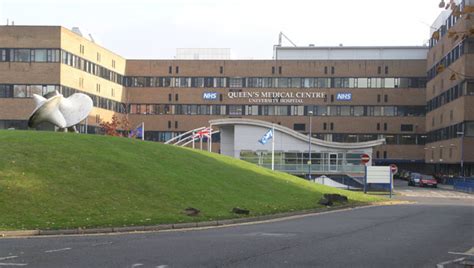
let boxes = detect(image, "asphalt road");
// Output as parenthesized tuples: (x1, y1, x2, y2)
(1, 184, 473, 268)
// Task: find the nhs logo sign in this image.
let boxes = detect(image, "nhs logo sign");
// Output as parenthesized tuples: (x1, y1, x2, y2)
(203, 92, 218, 100)
(336, 93, 352, 101)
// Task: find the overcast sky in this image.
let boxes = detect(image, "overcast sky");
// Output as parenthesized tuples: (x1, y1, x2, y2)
(0, 0, 443, 59)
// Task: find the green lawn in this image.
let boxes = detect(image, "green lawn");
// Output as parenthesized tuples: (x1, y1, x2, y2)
(0, 130, 384, 230)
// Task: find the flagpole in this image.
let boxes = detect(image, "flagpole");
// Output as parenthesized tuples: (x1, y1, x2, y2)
(141, 122, 144, 141)
(192, 131, 195, 149)
(271, 123, 275, 171)
(208, 124, 212, 152)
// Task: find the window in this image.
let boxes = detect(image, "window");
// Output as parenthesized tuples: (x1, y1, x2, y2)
(229, 78, 243, 88)
(34, 49, 47, 62)
(293, 123, 305, 131)
(401, 124, 414, 132)
(11, 49, 30, 62)
(377, 123, 380, 130)
(272, 67, 275, 74)
(377, 94, 381, 103)
(376, 151, 380, 158)
(384, 66, 389, 74)
(383, 151, 387, 159)
(384, 123, 387, 131)
(384, 95, 388, 103)
(330, 122, 334, 130)
(175, 94, 179, 101)
(377, 66, 381, 74)
(323, 123, 327, 130)
(278, 66, 282, 74)
(324, 66, 327, 74)
(175, 121, 178, 128)
(13, 85, 27, 98)
(175, 66, 179, 74)
(331, 66, 335, 74)
(168, 66, 172, 74)
(220, 66, 223, 74)
(168, 121, 171, 128)
(0, 49, 6, 61)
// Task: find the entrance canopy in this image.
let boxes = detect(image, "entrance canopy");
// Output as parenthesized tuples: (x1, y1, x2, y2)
(209, 118, 385, 177)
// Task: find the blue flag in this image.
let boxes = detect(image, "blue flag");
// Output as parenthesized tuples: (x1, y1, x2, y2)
(259, 129, 273, 145)
(129, 124, 143, 139)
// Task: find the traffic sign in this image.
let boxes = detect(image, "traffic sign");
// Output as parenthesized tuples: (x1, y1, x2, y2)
(390, 164, 398, 174)
(361, 153, 370, 164)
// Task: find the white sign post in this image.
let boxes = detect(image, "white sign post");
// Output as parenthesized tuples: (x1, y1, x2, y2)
(365, 166, 393, 198)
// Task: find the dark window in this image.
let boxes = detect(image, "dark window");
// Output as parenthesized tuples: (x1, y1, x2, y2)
(323, 123, 327, 130)
(168, 93, 172, 101)
(168, 66, 172, 74)
(401, 124, 414, 131)
(220, 66, 223, 74)
(278, 66, 282, 74)
(175, 121, 178, 128)
(219, 94, 223, 101)
(377, 66, 381, 74)
(168, 121, 171, 128)
(385, 66, 389, 74)
(376, 151, 380, 158)
(377, 123, 380, 130)
(330, 94, 334, 102)
(330, 122, 334, 130)
(377, 94, 381, 103)
(175, 94, 179, 101)
(324, 66, 328, 74)
(293, 123, 306, 131)
(383, 151, 387, 159)
(384, 95, 388, 103)
(272, 67, 275, 74)
(384, 123, 387, 131)
(331, 66, 335, 74)
(175, 66, 179, 74)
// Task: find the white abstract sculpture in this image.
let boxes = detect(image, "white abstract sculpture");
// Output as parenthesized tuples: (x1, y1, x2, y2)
(28, 91, 93, 131)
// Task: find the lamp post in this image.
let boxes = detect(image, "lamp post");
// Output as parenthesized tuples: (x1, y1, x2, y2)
(457, 125, 465, 177)
(308, 110, 313, 180)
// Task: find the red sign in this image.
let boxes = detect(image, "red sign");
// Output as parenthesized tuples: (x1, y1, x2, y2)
(390, 164, 398, 174)
(361, 154, 370, 164)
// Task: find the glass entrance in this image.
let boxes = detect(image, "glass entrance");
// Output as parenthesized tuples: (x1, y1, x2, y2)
(329, 153, 338, 172)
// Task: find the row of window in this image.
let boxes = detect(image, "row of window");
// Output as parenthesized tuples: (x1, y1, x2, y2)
(427, 38, 474, 81)
(0, 48, 124, 86)
(124, 76, 427, 89)
(427, 121, 474, 143)
(128, 104, 426, 117)
(61, 51, 123, 85)
(427, 81, 474, 112)
(0, 48, 61, 63)
(0, 84, 126, 113)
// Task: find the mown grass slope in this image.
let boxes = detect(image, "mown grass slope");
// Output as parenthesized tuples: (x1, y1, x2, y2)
(0, 130, 384, 230)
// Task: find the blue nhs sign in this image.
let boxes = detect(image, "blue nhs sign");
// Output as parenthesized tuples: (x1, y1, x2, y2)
(203, 92, 218, 100)
(336, 93, 352, 101)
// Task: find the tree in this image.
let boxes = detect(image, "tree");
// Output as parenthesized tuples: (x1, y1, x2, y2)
(99, 114, 131, 137)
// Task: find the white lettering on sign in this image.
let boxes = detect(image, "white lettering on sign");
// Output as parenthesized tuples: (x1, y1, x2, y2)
(227, 91, 326, 103)
(336, 93, 352, 101)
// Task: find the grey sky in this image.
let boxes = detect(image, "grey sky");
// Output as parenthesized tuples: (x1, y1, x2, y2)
(0, 0, 443, 59)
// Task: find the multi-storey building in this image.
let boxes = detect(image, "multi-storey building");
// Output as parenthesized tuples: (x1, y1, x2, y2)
(425, 1, 474, 176)
(0, 0, 472, 177)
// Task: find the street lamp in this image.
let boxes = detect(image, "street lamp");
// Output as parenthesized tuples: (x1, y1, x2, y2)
(457, 126, 465, 177)
(308, 110, 313, 180)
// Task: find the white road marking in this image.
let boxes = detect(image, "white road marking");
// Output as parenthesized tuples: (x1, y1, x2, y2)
(0, 257, 17, 261)
(448, 251, 474, 256)
(156, 265, 168, 268)
(131, 264, 143, 267)
(0, 263, 28, 266)
(436, 257, 465, 267)
(44, 247, 71, 253)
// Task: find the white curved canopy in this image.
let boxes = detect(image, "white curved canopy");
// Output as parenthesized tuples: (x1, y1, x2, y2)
(209, 118, 385, 150)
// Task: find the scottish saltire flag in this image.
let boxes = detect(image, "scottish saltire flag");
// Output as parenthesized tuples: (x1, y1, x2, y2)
(258, 129, 273, 145)
(128, 123, 144, 139)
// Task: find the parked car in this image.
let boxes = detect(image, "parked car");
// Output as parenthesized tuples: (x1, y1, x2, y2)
(399, 170, 411, 181)
(408, 173, 421, 186)
(419, 174, 438, 188)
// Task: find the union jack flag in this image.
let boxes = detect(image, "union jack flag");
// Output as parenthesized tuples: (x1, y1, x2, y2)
(193, 127, 212, 139)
